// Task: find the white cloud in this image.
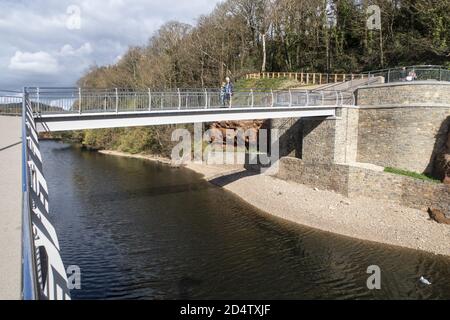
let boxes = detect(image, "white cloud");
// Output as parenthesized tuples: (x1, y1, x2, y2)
(0, 0, 222, 89)
(9, 51, 59, 74)
(59, 43, 93, 57)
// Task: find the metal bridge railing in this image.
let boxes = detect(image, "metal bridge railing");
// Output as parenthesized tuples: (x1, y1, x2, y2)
(0, 90, 23, 116)
(364, 65, 450, 84)
(25, 88, 355, 115)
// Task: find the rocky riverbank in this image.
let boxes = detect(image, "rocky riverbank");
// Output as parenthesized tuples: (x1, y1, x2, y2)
(99, 150, 450, 257)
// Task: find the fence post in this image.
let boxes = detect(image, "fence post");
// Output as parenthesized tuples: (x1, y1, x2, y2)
(78, 88, 82, 114)
(148, 88, 152, 111)
(115, 88, 119, 113)
(335, 90, 339, 106)
(387, 70, 391, 83)
(204, 89, 208, 109)
(178, 88, 181, 110)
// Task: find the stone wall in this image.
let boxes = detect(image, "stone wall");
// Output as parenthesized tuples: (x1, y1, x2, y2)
(357, 82, 450, 106)
(356, 82, 450, 174)
(275, 157, 450, 216)
(270, 108, 360, 165)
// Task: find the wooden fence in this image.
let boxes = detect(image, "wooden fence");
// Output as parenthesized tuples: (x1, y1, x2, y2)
(243, 72, 368, 85)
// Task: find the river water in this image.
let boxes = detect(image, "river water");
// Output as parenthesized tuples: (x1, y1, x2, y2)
(41, 141, 450, 300)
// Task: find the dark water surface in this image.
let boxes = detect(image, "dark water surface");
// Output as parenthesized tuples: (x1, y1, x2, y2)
(41, 141, 450, 300)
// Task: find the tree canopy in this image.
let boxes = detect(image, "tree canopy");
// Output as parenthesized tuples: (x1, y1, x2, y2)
(78, 0, 449, 89)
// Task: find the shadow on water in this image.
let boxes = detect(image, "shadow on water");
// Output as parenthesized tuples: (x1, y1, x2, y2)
(41, 141, 450, 300)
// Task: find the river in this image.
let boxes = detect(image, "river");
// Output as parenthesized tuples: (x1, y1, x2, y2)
(41, 141, 450, 300)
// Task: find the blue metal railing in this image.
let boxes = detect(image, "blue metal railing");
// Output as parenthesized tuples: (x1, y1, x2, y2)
(21, 90, 39, 300)
(20, 90, 71, 300)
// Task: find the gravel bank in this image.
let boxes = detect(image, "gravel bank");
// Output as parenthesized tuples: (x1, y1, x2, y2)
(185, 163, 450, 257)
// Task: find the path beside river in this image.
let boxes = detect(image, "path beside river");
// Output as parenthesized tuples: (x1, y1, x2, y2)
(0, 116, 22, 300)
(100, 150, 450, 257)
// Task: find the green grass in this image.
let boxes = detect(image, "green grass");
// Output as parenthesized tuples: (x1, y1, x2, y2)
(384, 167, 441, 183)
(235, 78, 302, 91)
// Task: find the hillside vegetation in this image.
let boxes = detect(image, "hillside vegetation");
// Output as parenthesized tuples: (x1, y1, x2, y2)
(70, 0, 449, 156)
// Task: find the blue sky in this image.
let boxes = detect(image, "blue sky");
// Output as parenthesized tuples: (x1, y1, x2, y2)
(0, 0, 222, 89)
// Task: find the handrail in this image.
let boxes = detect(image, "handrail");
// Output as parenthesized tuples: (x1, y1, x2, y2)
(27, 87, 355, 115)
(21, 90, 39, 300)
(20, 89, 71, 300)
(362, 65, 448, 74)
(363, 65, 450, 84)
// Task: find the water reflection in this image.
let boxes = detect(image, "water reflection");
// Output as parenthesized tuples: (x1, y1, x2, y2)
(41, 141, 450, 300)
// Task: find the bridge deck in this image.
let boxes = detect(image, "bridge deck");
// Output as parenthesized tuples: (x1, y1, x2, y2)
(0, 116, 22, 300)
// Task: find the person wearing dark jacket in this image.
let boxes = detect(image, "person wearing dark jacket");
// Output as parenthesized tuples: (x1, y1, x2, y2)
(223, 77, 233, 107)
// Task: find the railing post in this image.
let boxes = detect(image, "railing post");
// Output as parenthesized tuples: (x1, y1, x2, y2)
(115, 88, 119, 113)
(321, 91, 325, 106)
(289, 89, 292, 107)
(271, 89, 274, 107)
(339, 92, 344, 106)
(335, 90, 339, 106)
(148, 88, 152, 111)
(204, 89, 208, 109)
(387, 70, 391, 83)
(78, 88, 82, 114)
(178, 88, 181, 110)
(250, 89, 254, 107)
(306, 90, 309, 106)
(36, 87, 40, 114)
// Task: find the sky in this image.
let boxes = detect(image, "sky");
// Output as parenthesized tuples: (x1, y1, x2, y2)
(0, 0, 222, 89)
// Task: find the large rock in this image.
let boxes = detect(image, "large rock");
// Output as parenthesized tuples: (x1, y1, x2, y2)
(209, 120, 269, 145)
(428, 208, 450, 225)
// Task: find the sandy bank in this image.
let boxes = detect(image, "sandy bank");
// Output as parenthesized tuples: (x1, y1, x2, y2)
(99, 150, 450, 257)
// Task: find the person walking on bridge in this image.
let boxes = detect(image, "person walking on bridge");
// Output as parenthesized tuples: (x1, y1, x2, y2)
(223, 77, 234, 107)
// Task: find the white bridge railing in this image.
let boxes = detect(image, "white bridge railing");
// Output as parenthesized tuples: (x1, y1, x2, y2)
(24, 88, 355, 115)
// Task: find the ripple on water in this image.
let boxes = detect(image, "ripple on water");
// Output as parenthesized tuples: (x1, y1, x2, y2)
(41, 141, 450, 300)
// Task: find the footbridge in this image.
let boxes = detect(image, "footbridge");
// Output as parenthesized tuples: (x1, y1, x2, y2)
(0, 86, 354, 301)
(29, 88, 354, 132)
